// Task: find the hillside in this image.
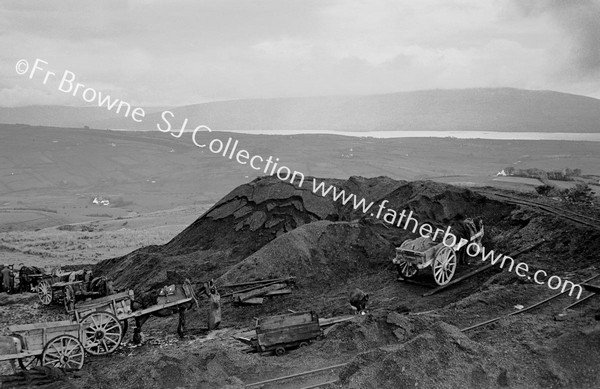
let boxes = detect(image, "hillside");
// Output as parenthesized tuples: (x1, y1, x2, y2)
(2, 88, 600, 133)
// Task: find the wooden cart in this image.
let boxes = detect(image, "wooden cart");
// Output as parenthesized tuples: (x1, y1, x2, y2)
(393, 219, 484, 286)
(72, 285, 195, 351)
(252, 311, 323, 356)
(37, 271, 113, 314)
(0, 320, 86, 371)
(72, 290, 134, 355)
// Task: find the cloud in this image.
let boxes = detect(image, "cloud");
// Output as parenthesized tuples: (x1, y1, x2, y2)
(510, 0, 600, 79)
(1, 0, 599, 106)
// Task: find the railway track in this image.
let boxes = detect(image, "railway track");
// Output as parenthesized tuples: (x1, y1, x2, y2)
(245, 363, 346, 389)
(474, 189, 600, 230)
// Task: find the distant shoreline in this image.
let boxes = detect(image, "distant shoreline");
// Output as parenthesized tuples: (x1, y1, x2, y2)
(107, 128, 600, 142)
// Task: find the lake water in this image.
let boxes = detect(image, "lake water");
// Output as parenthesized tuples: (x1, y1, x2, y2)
(111, 129, 600, 142)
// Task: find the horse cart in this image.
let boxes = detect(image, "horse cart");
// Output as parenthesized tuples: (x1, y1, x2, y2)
(251, 311, 323, 356)
(393, 218, 484, 286)
(36, 269, 113, 314)
(0, 306, 132, 373)
(71, 281, 198, 347)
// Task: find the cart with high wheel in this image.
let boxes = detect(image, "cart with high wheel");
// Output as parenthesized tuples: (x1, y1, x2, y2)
(392, 218, 484, 286)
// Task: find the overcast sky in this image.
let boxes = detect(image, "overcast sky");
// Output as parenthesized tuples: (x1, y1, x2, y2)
(1, 0, 599, 107)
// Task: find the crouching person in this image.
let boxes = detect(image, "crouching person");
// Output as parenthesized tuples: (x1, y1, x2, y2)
(349, 288, 369, 315)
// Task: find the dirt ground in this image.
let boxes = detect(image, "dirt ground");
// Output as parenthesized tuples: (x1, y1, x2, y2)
(2, 175, 600, 388)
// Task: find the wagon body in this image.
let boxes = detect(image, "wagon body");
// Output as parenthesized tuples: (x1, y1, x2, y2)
(253, 311, 322, 355)
(393, 236, 443, 270)
(74, 290, 134, 322)
(1, 320, 86, 371)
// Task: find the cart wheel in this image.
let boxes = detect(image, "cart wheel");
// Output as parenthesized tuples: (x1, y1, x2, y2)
(18, 355, 41, 370)
(397, 259, 418, 279)
(41, 335, 85, 370)
(432, 247, 457, 286)
(63, 285, 75, 313)
(37, 280, 53, 305)
(299, 341, 309, 348)
(81, 311, 123, 355)
(274, 347, 286, 356)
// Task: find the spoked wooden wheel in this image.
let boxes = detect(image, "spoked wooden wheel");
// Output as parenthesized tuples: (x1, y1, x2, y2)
(18, 355, 41, 370)
(432, 247, 457, 286)
(81, 312, 122, 355)
(37, 280, 53, 305)
(274, 346, 286, 356)
(63, 285, 75, 313)
(42, 335, 85, 370)
(397, 259, 418, 279)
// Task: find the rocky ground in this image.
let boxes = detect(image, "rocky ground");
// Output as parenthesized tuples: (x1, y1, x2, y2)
(2, 176, 600, 388)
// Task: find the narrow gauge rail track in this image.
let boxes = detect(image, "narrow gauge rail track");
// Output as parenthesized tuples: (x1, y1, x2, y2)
(461, 274, 600, 332)
(474, 189, 600, 230)
(245, 363, 347, 388)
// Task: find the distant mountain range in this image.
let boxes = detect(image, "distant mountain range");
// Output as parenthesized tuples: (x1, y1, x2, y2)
(1, 88, 599, 133)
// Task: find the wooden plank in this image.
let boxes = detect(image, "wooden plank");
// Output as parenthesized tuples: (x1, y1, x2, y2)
(238, 297, 264, 305)
(264, 289, 292, 296)
(0, 351, 41, 361)
(318, 316, 355, 327)
(129, 298, 192, 317)
(222, 280, 289, 298)
(52, 281, 83, 287)
(221, 277, 295, 289)
(76, 290, 132, 309)
(9, 320, 75, 332)
(234, 283, 287, 302)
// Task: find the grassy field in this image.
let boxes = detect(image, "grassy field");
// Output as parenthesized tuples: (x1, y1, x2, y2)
(0, 205, 206, 268)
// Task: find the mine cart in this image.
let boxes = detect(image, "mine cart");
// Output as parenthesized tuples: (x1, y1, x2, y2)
(393, 218, 484, 286)
(0, 320, 86, 371)
(37, 269, 113, 314)
(252, 311, 323, 356)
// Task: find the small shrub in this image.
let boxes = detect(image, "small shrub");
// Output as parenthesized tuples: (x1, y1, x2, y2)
(561, 182, 596, 204)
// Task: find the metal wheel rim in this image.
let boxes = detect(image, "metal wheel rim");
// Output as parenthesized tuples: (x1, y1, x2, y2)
(398, 259, 418, 278)
(275, 347, 285, 356)
(82, 311, 122, 355)
(37, 281, 52, 305)
(42, 335, 85, 370)
(432, 247, 457, 286)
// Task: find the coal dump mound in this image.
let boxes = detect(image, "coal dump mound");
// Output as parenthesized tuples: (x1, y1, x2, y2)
(96, 175, 516, 293)
(218, 220, 394, 290)
(96, 177, 513, 289)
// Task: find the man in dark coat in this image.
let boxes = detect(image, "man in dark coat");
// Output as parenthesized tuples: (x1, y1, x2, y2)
(1, 264, 13, 294)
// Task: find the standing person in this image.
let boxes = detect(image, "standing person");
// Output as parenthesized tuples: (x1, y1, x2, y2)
(0, 264, 4, 293)
(1, 264, 12, 294)
(207, 280, 221, 330)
